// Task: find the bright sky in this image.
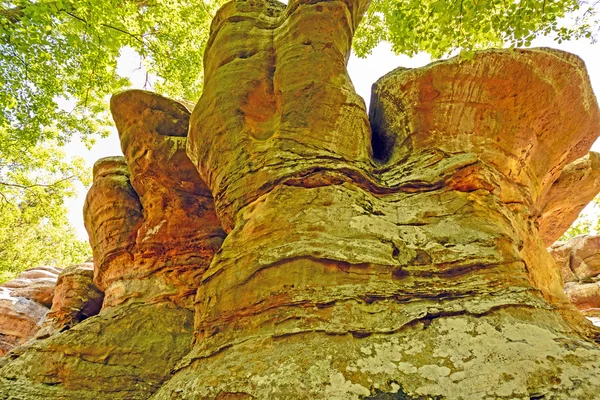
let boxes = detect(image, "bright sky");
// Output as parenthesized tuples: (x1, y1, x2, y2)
(64, 37, 600, 240)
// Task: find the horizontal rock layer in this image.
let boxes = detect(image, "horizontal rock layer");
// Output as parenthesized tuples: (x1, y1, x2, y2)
(156, 1, 600, 398)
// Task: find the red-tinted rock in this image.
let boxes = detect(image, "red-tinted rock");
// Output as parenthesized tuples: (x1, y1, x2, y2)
(550, 235, 600, 316)
(0, 267, 59, 356)
(83, 156, 143, 294)
(155, 6, 600, 397)
(37, 262, 103, 338)
(109, 90, 225, 308)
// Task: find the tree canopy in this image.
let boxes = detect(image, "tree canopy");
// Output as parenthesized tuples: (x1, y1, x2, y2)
(0, 0, 598, 280)
(0, 137, 90, 282)
(1, 0, 598, 144)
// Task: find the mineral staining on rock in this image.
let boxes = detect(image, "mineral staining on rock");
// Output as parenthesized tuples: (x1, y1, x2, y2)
(2, 0, 600, 398)
(110, 90, 225, 308)
(158, 1, 600, 398)
(83, 155, 142, 302)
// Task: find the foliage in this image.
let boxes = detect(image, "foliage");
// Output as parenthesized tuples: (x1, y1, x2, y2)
(560, 215, 593, 241)
(1, 0, 220, 146)
(0, 132, 91, 283)
(559, 194, 600, 242)
(354, 0, 599, 57)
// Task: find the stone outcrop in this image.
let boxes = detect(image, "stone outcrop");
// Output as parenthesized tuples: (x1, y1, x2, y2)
(110, 90, 225, 308)
(36, 262, 104, 338)
(0, 267, 59, 356)
(0, 263, 103, 357)
(550, 235, 600, 316)
(83, 156, 143, 301)
(0, 91, 225, 399)
(2, 0, 600, 398)
(156, 2, 599, 399)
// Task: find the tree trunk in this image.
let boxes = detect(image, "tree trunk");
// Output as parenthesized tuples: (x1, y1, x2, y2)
(2, 0, 600, 398)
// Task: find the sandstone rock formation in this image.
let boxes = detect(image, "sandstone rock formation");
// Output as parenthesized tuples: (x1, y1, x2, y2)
(550, 235, 600, 317)
(156, 2, 599, 399)
(0, 266, 59, 356)
(36, 262, 104, 338)
(2, 0, 600, 398)
(0, 263, 104, 357)
(83, 156, 143, 302)
(110, 90, 225, 308)
(0, 91, 225, 399)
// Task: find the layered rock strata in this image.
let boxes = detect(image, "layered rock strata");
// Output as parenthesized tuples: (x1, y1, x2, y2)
(109, 90, 225, 308)
(0, 267, 59, 356)
(550, 235, 600, 317)
(83, 156, 143, 302)
(0, 92, 225, 399)
(154, 1, 600, 398)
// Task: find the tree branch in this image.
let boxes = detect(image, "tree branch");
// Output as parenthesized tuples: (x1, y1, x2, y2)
(0, 6, 24, 24)
(63, 10, 147, 47)
(0, 175, 76, 190)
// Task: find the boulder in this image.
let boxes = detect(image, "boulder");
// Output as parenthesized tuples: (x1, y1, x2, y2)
(36, 262, 104, 338)
(0, 267, 59, 355)
(549, 235, 600, 316)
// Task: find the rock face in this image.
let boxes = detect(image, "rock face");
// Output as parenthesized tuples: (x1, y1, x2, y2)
(550, 235, 600, 316)
(0, 267, 59, 356)
(159, 1, 600, 398)
(2, 0, 600, 398)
